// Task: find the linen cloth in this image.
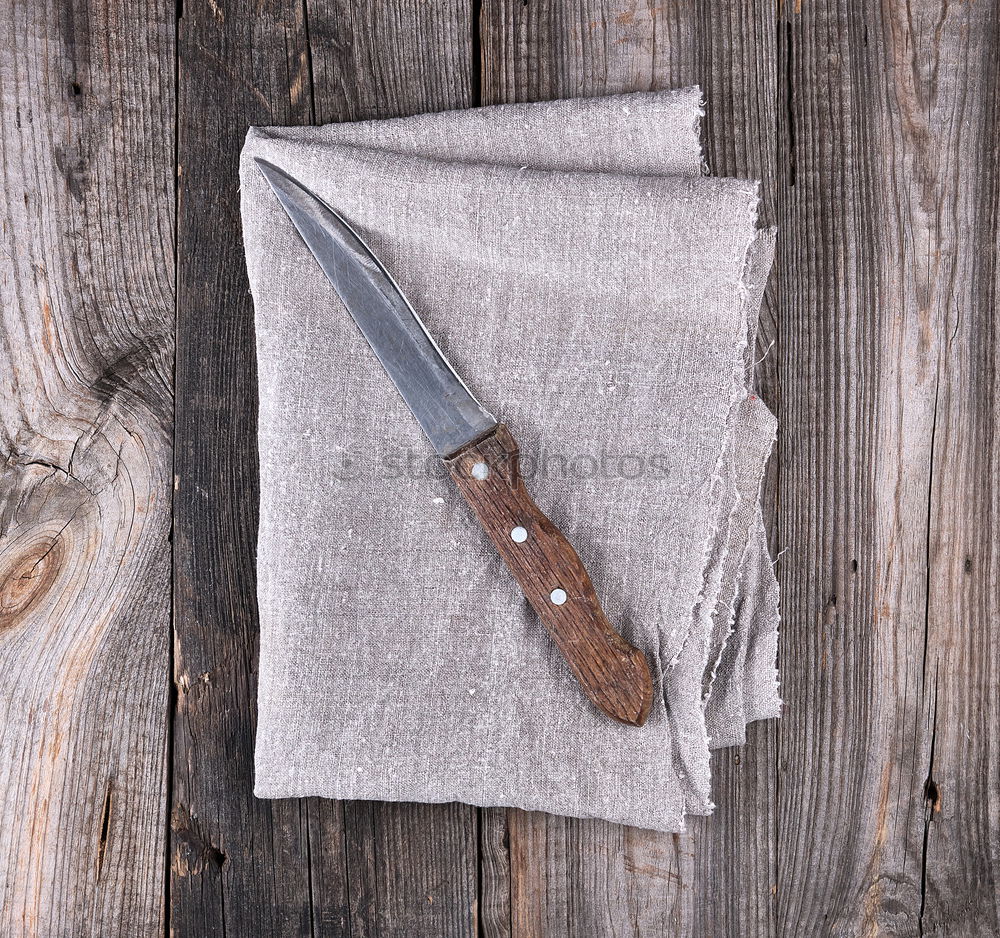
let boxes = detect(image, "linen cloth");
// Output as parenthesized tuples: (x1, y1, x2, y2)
(240, 87, 780, 832)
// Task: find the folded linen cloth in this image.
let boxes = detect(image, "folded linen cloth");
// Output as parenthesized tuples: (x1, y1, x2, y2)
(240, 87, 780, 832)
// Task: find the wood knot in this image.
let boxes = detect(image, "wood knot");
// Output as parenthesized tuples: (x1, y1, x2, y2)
(171, 804, 227, 877)
(0, 529, 66, 633)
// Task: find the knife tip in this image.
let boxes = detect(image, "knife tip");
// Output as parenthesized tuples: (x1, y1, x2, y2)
(254, 157, 289, 188)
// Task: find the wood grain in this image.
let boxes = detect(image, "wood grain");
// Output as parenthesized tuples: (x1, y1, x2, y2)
(447, 425, 653, 726)
(309, 0, 475, 124)
(775, 1, 1000, 934)
(172, 1, 483, 936)
(479, 3, 705, 935)
(687, 1, 780, 935)
(507, 809, 695, 937)
(0, 1, 174, 935)
(3, 0, 999, 935)
(480, 0, 699, 104)
(346, 801, 479, 938)
(172, 2, 323, 936)
(308, 7, 489, 938)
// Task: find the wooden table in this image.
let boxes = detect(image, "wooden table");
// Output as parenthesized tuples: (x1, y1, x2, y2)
(1, 1, 996, 935)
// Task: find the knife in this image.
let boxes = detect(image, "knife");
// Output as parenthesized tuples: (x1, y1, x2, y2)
(256, 159, 654, 727)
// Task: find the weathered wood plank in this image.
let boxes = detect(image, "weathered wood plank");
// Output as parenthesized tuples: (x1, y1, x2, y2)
(173, 1, 482, 936)
(775, 1, 1000, 935)
(0, 1, 174, 935)
(688, 0, 779, 935)
(772, 7, 881, 933)
(886, 3, 1000, 925)
(305, 5, 485, 937)
(304, 798, 352, 935)
(507, 810, 695, 938)
(479, 806, 513, 938)
(172, 2, 332, 936)
(481, 0, 698, 104)
(479, 4, 714, 935)
(309, 0, 475, 124)
(351, 801, 479, 937)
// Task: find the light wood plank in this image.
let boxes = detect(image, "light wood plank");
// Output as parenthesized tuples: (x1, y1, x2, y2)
(479, 806, 513, 938)
(883, 3, 1000, 924)
(0, 1, 175, 935)
(775, 1, 1000, 934)
(479, 5, 715, 934)
(507, 809, 694, 938)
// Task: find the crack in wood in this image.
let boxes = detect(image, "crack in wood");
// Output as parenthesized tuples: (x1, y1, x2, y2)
(97, 781, 114, 878)
(918, 673, 940, 937)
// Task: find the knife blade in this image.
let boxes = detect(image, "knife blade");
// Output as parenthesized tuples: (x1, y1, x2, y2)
(256, 159, 654, 727)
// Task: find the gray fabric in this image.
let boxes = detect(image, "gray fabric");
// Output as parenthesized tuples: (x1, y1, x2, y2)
(703, 395, 779, 751)
(241, 88, 780, 832)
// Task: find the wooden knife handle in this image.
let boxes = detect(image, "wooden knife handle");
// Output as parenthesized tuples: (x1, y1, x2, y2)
(444, 425, 654, 727)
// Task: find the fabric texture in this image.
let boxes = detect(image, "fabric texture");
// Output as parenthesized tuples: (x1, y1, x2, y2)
(240, 87, 780, 833)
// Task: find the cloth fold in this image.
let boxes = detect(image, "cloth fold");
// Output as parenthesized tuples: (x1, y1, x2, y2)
(241, 87, 780, 832)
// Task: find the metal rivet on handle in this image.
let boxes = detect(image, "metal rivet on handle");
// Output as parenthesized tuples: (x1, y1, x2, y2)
(470, 462, 489, 480)
(550, 588, 567, 606)
(510, 526, 528, 543)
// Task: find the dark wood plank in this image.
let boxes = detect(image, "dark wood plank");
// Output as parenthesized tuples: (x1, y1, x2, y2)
(772, 1, 901, 928)
(172, 2, 336, 937)
(336, 800, 482, 938)
(690, 723, 778, 936)
(305, 799, 353, 935)
(0, 1, 174, 935)
(375, 802, 479, 937)
(173, 1, 482, 936)
(775, 1, 1000, 934)
(308, 0, 475, 124)
(341, 802, 479, 938)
